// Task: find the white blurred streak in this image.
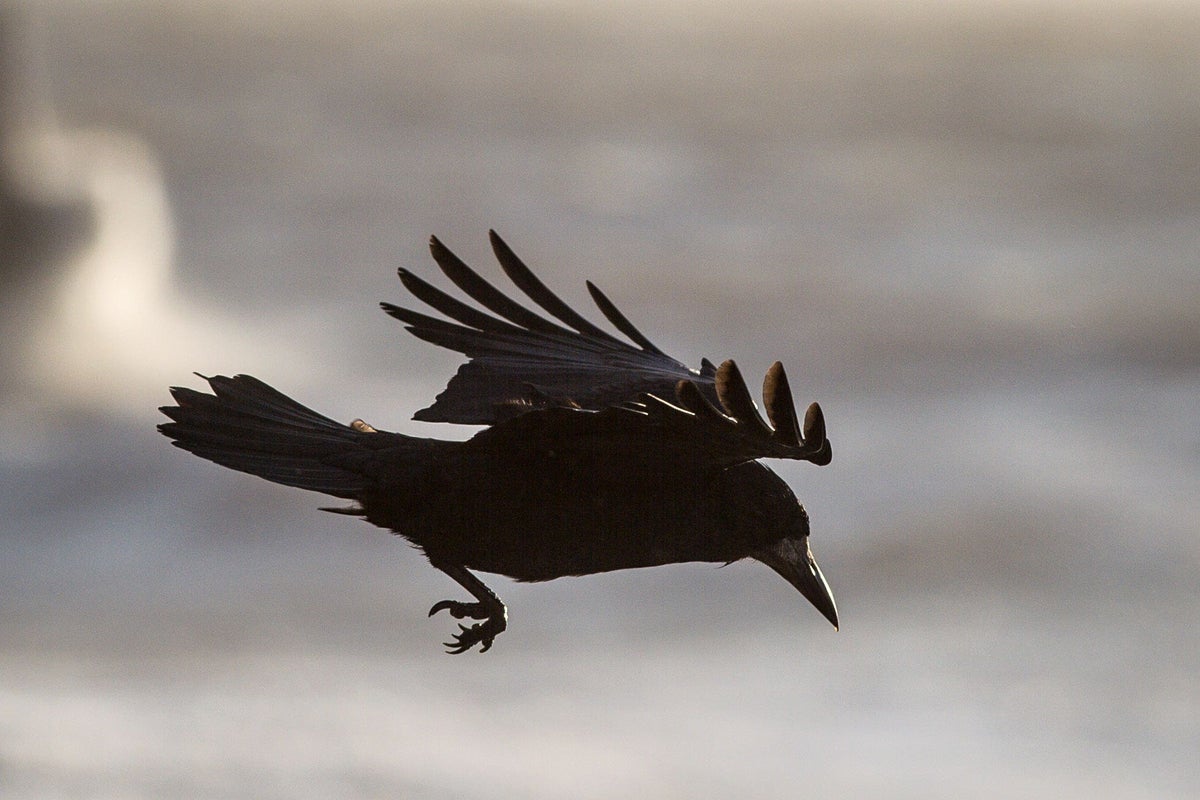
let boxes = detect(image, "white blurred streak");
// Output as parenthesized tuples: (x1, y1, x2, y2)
(18, 128, 283, 413)
(21, 129, 169, 380)
(1, 6, 303, 419)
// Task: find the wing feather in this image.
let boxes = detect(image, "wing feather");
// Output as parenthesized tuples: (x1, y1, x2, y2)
(488, 230, 626, 344)
(428, 235, 566, 335)
(388, 233, 707, 423)
(389, 232, 830, 467)
(467, 359, 831, 471)
(584, 281, 666, 355)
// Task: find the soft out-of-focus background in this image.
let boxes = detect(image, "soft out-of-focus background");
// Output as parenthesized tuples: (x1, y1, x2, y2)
(1, 0, 1196, 797)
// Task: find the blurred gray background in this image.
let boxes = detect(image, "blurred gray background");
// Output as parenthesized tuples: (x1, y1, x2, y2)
(1, 1, 1197, 798)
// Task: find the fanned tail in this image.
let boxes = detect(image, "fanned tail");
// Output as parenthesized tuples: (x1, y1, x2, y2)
(158, 374, 372, 499)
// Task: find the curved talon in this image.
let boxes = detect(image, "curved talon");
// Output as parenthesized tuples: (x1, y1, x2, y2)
(443, 624, 471, 654)
(427, 566, 508, 654)
(443, 623, 494, 654)
(428, 600, 455, 617)
(439, 618, 504, 654)
(428, 599, 490, 620)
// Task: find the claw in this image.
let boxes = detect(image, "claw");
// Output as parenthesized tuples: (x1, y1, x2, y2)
(427, 566, 508, 654)
(443, 622, 496, 654)
(443, 624, 471, 654)
(428, 600, 455, 617)
(428, 599, 489, 620)
(438, 617, 504, 654)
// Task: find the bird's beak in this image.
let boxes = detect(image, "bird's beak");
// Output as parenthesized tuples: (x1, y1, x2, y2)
(755, 538, 839, 629)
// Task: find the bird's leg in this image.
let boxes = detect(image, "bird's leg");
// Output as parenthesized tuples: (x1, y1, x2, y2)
(428, 564, 508, 654)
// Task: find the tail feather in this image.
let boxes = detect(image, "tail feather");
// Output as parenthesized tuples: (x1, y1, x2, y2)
(159, 374, 371, 499)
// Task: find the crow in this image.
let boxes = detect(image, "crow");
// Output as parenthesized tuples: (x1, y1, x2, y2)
(159, 231, 837, 653)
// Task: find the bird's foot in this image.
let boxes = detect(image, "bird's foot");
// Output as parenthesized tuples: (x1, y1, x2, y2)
(443, 617, 506, 654)
(429, 600, 507, 654)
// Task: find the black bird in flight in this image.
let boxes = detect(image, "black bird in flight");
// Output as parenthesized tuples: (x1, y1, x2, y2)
(159, 231, 837, 653)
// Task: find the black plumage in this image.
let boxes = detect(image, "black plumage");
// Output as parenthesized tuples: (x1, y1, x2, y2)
(159, 231, 837, 653)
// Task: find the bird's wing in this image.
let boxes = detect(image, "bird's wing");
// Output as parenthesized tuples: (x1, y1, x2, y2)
(382, 230, 717, 425)
(466, 359, 831, 470)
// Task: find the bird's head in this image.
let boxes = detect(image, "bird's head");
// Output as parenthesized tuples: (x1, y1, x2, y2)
(752, 508, 839, 630)
(717, 461, 839, 629)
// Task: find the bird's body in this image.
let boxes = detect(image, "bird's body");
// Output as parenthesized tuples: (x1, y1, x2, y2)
(360, 432, 804, 582)
(160, 232, 837, 652)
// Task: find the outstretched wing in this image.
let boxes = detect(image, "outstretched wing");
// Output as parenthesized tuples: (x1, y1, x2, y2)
(382, 230, 717, 424)
(466, 359, 831, 471)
